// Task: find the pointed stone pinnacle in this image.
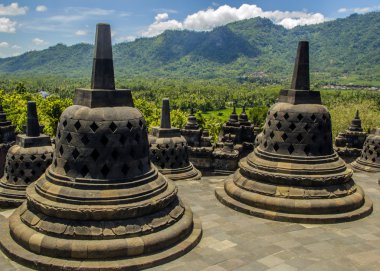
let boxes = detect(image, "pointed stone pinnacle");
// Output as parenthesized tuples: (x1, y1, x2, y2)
(242, 104, 246, 113)
(190, 108, 194, 115)
(232, 103, 236, 114)
(26, 101, 40, 137)
(160, 98, 171, 129)
(91, 23, 115, 90)
(291, 41, 310, 91)
(355, 110, 360, 119)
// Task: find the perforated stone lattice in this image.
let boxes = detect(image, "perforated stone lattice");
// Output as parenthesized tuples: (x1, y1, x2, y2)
(360, 137, 380, 163)
(4, 150, 53, 185)
(260, 110, 333, 156)
(150, 140, 190, 169)
(52, 116, 150, 179)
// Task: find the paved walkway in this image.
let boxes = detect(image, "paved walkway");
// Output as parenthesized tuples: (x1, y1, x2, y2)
(0, 171, 379, 271)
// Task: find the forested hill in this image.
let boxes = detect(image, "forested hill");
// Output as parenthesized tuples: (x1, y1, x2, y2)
(1, 12, 380, 84)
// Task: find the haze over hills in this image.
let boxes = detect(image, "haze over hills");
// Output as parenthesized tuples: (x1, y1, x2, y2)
(0, 12, 379, 84)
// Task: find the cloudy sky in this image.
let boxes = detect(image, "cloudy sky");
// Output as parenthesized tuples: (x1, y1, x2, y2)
(0, 0, 379, 57)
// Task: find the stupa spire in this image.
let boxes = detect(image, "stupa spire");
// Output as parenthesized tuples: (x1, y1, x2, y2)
(91, 23, 115, 90)
(26, 101, 40, 137)
(160, 98, 171, 129)
(291, 41, 310, 91)
(355, 110, 360, 119)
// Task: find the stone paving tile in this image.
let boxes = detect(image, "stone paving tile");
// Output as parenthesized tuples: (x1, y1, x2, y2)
(0, 172, 379, 270)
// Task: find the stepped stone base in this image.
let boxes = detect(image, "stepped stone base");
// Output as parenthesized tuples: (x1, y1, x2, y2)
(0, 184, 25, 208)
(0, 209, 202, 271)
(351, 159, 380, 173)
(160, 163, 202, 181)
(215, 175, 373, 224)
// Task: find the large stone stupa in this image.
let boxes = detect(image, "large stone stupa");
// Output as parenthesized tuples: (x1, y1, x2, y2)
(0, 23, 201, 270)
(149, 98, 201, 181)
(215, 41, 373, 223)
(0, 105, 16, 177)
(0, 101, 53, 207)
(351, 128, 380, 173)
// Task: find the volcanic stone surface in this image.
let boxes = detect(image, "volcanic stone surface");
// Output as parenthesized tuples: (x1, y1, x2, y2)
(0, 105, 16, 178)
(150, 99, 201, 181)
(0, 23, 201, 271)
(351, 128, 380, 173)
(215, 41, 373, 223)
(0, 101, 53, 208)
(335, 110, 367, 163)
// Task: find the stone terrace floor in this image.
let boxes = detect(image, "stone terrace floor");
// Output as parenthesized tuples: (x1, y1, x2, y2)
(0, 171, 380, 271)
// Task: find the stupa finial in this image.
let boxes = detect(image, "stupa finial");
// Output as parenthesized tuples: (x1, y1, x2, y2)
(26, 101, 40, 137)
(91, 23, 115, 90)
(355, 110, 360, 119)
(232, 102, 236, 114)
(190, 107, 194, 115)
(291, 41, 310, 91)
(160, 98, 171, 129)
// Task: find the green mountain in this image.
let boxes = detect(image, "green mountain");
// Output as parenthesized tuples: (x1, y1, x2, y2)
(1, 12, 380, 84)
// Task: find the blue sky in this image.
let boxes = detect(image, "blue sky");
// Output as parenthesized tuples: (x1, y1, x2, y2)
(0, 0, 379, 57)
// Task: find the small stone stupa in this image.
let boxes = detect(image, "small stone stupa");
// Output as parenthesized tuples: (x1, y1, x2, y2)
(0, 23, 201, 270)
(215, 41, 373, 223)
(0, 102, 53, 207)
(181, 108, 202, 146)
(335, 110, 367, 162)
(213, 133, 239, 174)
(351, 128, 380, 173)
(150, 99, 201, 181)
(0, 105, 16, 177)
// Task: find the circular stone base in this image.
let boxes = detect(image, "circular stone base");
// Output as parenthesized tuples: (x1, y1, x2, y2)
(351, 160, 380, 173)
(215, 180, 373, 224)
(0, 196, 23, 208)
(0, 215, 202, 271)
(161, 164, 202, 181)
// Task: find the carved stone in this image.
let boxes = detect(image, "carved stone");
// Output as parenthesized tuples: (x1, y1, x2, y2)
(0, 102, 53, 208)
(215, 41, 373, 223)
(351, 128, 380, 173)
(150, 99, 201, 181)
(0, 105, 15, 178)
(0, 23, 201, 271)
(335, 110, 367, 163)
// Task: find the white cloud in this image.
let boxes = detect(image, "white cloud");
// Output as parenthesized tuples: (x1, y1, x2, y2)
(0, 3, 28, 16)
(338, 5, 380, 14)
(116, 35, 136, 43)
(338, 8, 348, 13)
(0, 41, 9, 48)
(0, 17, 16, 33)
(11, 44, 21, 49)
(36, 5, 48, 12)
(143, 4, 327, 37)
(75, 30, 87, 36)
(32, 38, 47, 45)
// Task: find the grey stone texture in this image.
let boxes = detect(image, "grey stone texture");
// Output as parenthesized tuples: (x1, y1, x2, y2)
(215, 41, 373, 223)
(335, 110, 367, 163)
(0, 23, 201, 270)
(351, 128, 380, 173)
(0, 101, 53, 208)
(0, 105, 16, 178)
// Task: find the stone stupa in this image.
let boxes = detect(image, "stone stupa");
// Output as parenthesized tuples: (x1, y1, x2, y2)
(215, 41, 373, 223)
(0, 105, 16, 178)
(0, 23, 201, 270)
(351, 128, 380, 173)
(0, 101, 53, 207)
(149, 98, 201, 181)
(335, 110, 367, 162)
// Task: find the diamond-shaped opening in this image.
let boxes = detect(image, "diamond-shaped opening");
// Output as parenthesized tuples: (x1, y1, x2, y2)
(24, 177, 31, 184)
(152, 149, 156, 155)
(289, 122, 296, 131)
(284, 113, 289, 120)
(10, 169, 14, 174)
(54, 159, 57, 167)
(304, 123, 311, 132)
(288, 144, 295, 154)
(297, 114, 303, 121)
(111, 149, 119, 159)
(91, 149, 100, 161)
(66, 133, 72, 143)
(269, 131, 275, 139)
(267, 120, 272, 127)
(121, 164, 129, 175)
(127, 122, 133, 130)
(304, 145, 311, 155)
(263, 141, 268, 148)
(273, 143, 279, 152)
(41, 154, 46, 160)
(58, 131, 61, 139)
(81, 135, 90, 145)
(311, 114, 317, 122)
(100, 165, 110, 178)
(80, 165, 89, 177)
(62, 120, 67, 127)
(90, 122, 99, 133)
(296, 134, 303, 142)
(369, 150, 373, 155)
(160, 163, 165, 169)
(72, 148, 80, 159)
(322, 114, 327, 121)
(30, 155, 36, 161)
(273, 112, 278, 118)
(281, 133, 288, 141)
(276, 122, 282, 129)
(372, 158, 376, 162)
(139, 120, 143, 127)
(64, 163, 71, 173)
(19, 156, 24, 161)
(100, 135, 108, 146)
(109, 122, 117, 133)
(59, 146, 64, 155)
(11, 155, 15, 160)
(36, 162, 42, 168)
(74, 120, 81, 131)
